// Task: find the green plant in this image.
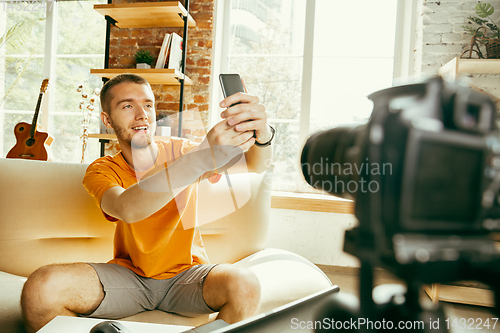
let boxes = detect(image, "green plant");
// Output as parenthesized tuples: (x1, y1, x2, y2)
(134, 49, 154, 65)
(0, 18, 44, 106)
(463, 3, 500, 39)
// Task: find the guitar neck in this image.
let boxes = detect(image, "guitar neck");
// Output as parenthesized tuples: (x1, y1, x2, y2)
(29, 89, 47, 139)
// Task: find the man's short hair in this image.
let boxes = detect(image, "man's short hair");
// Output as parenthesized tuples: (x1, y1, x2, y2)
(100, 73, 152, 114)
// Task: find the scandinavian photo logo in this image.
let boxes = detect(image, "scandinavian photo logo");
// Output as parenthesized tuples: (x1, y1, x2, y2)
(301, 157, 393, 194)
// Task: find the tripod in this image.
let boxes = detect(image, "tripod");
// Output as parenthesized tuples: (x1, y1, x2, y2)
(315, 227, 500, 332)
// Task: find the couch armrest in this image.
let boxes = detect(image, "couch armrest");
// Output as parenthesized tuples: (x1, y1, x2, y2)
(233, 248, 334, 312)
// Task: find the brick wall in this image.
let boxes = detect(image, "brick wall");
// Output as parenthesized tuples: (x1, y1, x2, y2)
(419, 0, 500, 99)
(107, 0, 214, 144)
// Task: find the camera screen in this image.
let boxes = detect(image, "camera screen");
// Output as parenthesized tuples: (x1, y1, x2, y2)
(411, 141, 483, 222)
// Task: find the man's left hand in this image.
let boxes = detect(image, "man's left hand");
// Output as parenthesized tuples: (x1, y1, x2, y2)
(219, 92, 271, 145)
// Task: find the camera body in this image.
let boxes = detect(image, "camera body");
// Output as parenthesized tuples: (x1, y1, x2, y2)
(302, 76, 500, 331)
(301, 76, 500, 283)
(365, 77, 498, 235)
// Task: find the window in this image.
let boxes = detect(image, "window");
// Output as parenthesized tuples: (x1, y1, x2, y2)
(1, 6, 46, 158)
(217, 0, 402, 193)
(1, 0, 105, 163)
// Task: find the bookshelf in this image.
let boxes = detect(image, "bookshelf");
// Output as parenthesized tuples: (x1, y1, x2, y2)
(91, 1, 194, 156)
(91, 1, 194, 86)
(93, 2, 196, 29)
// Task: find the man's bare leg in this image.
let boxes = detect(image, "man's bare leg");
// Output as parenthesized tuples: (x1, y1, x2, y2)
(202, 265, 261, 324)
(21, 263, 104, 333)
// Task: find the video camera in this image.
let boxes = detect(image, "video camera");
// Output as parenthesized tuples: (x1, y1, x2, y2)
(301, 76, 500, 331)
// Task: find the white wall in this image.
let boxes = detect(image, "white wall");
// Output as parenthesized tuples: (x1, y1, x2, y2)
(266, 208, 360, 267)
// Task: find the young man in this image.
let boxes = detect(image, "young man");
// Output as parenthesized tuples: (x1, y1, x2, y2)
(20, 74, 274, 332)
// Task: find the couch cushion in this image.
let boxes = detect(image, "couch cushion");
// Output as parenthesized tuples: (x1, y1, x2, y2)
(0, 159, 115, 277)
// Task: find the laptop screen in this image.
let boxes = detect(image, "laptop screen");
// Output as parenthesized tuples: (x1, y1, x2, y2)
(210, 286, 340, 333)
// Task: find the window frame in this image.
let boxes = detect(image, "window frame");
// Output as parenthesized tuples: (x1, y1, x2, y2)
(210, 0, 418, 211)
(0, 0, 105, 159)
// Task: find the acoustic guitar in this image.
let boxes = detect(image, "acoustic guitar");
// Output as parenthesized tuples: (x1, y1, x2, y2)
(6, 79, 54, 161)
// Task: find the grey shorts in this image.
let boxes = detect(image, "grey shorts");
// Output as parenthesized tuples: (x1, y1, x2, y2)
(82, 263, 218, 319)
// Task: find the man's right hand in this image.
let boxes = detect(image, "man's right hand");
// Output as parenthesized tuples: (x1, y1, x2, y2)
(191, 118, 255, 172)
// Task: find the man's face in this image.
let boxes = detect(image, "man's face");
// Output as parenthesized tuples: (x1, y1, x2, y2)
(102, 82, 156, 148)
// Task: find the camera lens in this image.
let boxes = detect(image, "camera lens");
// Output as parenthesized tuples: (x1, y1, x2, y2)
(301, 125, 365, 198)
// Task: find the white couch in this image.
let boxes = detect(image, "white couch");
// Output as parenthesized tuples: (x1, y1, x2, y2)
(0, 158, 333, 332)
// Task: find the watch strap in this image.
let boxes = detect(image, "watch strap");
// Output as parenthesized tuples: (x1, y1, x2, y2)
(254, 125, 275, 147)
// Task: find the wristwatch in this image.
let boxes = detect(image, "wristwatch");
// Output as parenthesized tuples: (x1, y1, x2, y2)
(254, 125, 276, 147)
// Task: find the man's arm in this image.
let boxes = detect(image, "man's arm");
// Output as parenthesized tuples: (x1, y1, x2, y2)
(101, 122, 255, 224)
(100, 151, 205, 224)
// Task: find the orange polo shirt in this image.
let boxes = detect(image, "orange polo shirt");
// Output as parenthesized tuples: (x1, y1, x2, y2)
(82, 138, 221, 279)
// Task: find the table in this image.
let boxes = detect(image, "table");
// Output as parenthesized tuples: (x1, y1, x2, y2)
(38, 316, 192, 333)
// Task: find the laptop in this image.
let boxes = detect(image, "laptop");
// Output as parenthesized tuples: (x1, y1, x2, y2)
(185, 286, 339, 333)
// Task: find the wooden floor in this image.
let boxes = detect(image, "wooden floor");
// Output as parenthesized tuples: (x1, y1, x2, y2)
(317, 265, 500, 333)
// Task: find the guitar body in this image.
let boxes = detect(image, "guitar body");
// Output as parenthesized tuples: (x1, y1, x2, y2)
(6, 122, 53, 161)
(6, 79, 53, 161)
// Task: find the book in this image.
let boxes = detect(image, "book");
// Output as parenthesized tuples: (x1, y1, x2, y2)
(167, 32, 183, 72)
(155, 33, 172, 69)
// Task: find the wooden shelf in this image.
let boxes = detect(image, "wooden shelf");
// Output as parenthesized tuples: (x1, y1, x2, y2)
(94, 1, 196, 29)
(88, 134, 172, 141)
(424, 284, 494, 307)
(90, 69, 193, 86)
(271, 192, 354, 214)
(439, 57, 500, 79)
(439, 57, 500, 103)
(424, 240, 500, 307)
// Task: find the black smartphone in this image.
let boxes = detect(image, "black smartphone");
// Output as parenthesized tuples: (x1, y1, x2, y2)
(219, 73, 245, 107)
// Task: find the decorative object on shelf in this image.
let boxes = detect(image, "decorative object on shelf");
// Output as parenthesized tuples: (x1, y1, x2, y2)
(462, 3, 500, 59)
(77, 84, 101, 163)
(134, 49, 154, 69)
(461, 27, 487, 59)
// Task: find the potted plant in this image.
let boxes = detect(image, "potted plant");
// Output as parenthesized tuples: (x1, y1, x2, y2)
(462, 3, 500, 58)
(134, 50, 154, 69)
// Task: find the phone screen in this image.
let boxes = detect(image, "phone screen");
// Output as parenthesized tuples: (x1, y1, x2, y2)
(219, 73, 254, 138)
(219, 74, 245, 101)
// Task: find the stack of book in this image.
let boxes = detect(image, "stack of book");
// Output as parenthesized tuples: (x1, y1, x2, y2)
(155, 32, 183, 71)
